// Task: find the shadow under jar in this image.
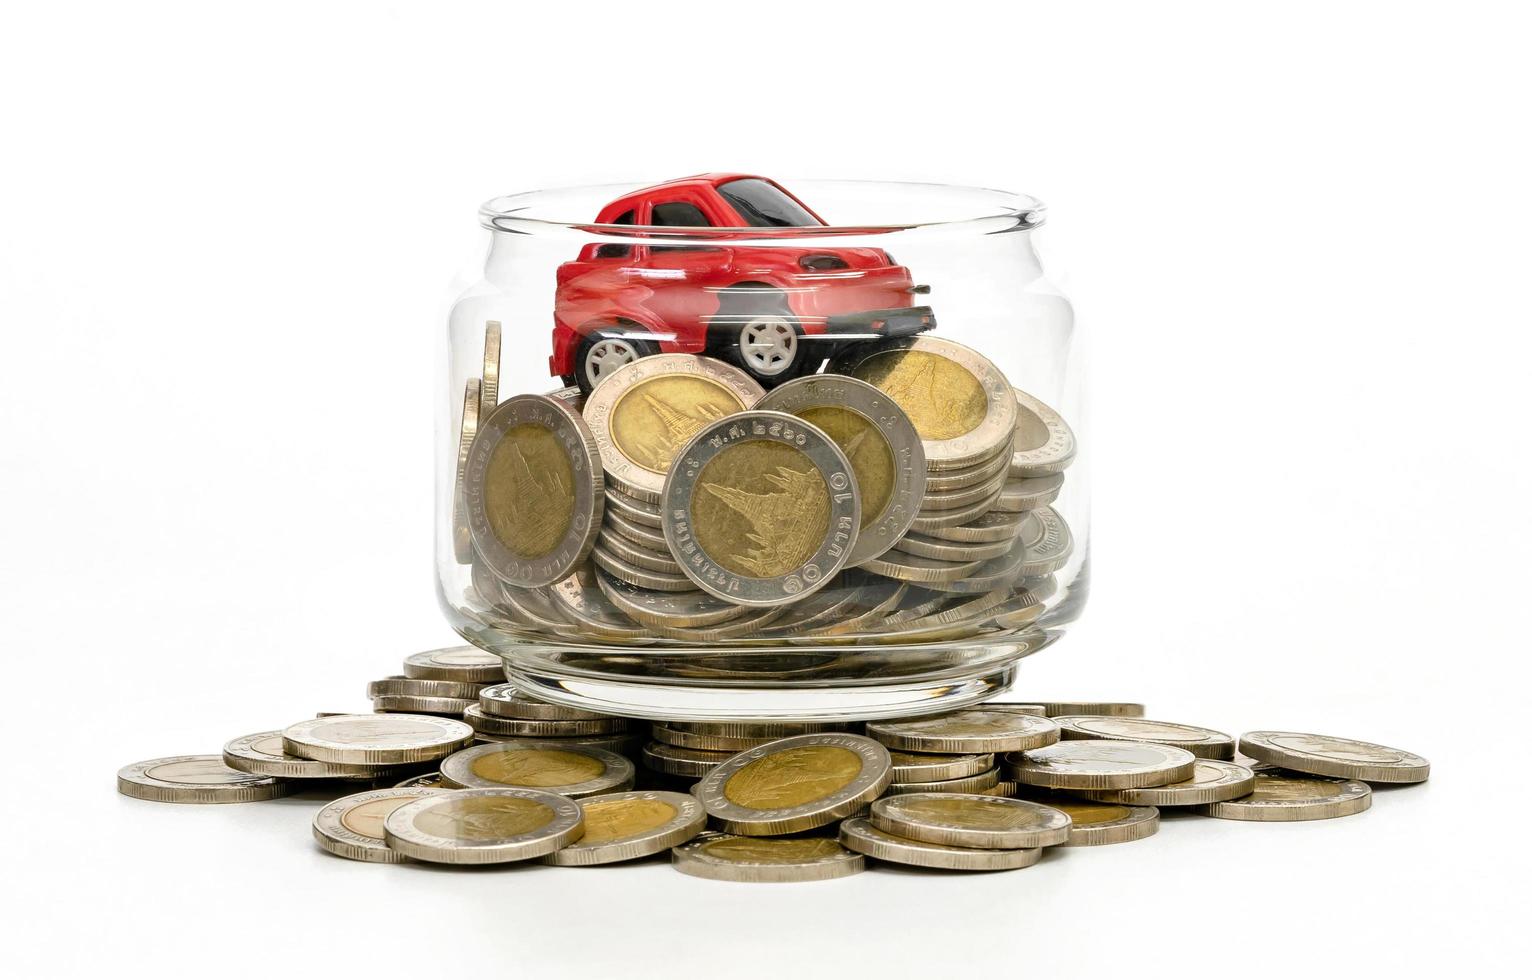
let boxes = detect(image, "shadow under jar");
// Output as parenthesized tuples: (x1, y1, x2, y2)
(439, 175, 1088, 721)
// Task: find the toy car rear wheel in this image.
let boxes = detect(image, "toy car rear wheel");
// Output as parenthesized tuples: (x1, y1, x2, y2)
(713, 287, 809, 386)
(576, 328, 658, 394)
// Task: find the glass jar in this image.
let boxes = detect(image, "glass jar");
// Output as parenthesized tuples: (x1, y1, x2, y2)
(440, 176, 1087, 721)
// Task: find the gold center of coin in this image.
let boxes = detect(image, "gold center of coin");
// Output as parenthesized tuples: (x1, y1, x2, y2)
(895, 796, 1034, 830)
(852, 350, 986, 441)
(798, 405, 893, 528)
(484, 423, 575, 559)
(412, 795, 554, 840)
(1267, 734, 1404, 764)
(701, 836, 845, 863)
(1249, 774, 1344, 801)
(723, 745, 862, 809)
(311, 718, 442, 744)
(469, 748, 605, 788)
(693, 441, 830, 578)
(1050, 801, 1132, 825)
(144, 759, 249, 785)
(611, 376, 744, 474)
(576, 798, 678, 844)
(341, 796, 424, 839)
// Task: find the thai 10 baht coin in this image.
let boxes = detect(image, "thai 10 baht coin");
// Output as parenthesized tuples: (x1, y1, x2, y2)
(542, 790, 707, 866)
(395, 772, 449, 789)
(1080, 759, 1256, 806)
(547, 574, 652, 640)
(694, 733, 893, 835)
(367, 676, 486, 701)
(312, 787, 451, 863)
(596, 570, 745, 629)
(1014, 506, 1074, 577)
(465, 394, 604, 588)
(1030, 701, 1146, 718)
(439, 741, 634, 797)
(884, 767, 1001, 796)
(383, 787, 584, 864)
(924, 508, 1029, 544)
(582, 353, 765, 501)
(281, 714, 473, 766)
(1198, 771, 1373, 821)
(672, 832, 865, 883)
(1042, 800, 1160, 846)
(992, 473, 1066, 513)
(867, 708, 1061, 754)
(833, 336, 1017, 470)
(117, 755, 290, 804)
(477, 683, 612, 722)
(452, 377, 483, 564)
(223, 731, 392, 780)
(462, 704, 628, 738)
(1054, 715, 1236, 761)
(1006, 740, 1197, 790)
(403, 645, 505, 683)
(889, 751, 996, 783)
(839, 817, 1042, 872)
(480, 319, 502, 418)
(1009, 386, 1076, 477)
(373, 694, 477, 716)
(871, 793, 1072, 849)
(756, 375, 926, 566)
(662, 411, 860, 607)
(605, 484, 664, 529)
(642, 741, 734, 778)
(1238, 731, 1430, 784)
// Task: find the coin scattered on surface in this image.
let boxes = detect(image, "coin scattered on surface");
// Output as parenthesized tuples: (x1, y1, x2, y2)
(671, 833, 865, 883)
(402, 646, 505, 683)
(642, 740, 734, 778)
(117, 755, 290, 804)
(1198, 771, 1373, 822)
(694, 733, 892, 835)
(383, 787, 585, 864)
(888, 751, 995, 783)
(1006, 740, 1197, 790)
(542, 790, 706, 866)
(1053, 715, 1236, 760)
(1078, 759, 1256, 806)
(871, 793, 1072, 849)
(477, 684, 613, 721)
(394, 772, 449, 789)
(463, 703, 627, 738)
(1238, 731, 1430, 784)
(1029, 701, 1146, 718)
(885, 767, 1002, 796)
(439, 741, 634, 797)
(223, 731, 390, 780)
(867, 708, 1061, 754)
(1042, 800, 1159, 846)
(282, 714, 473, 766)
(839, 817, 1041, 872)
(368, 676, 486, 701)
(373, 694, 477, 716)
(312, 787, 451, 863)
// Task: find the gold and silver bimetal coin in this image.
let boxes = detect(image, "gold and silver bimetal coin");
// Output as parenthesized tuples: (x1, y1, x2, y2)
(672, 833, 865, 883)
(756, 374, 927, 566)
(480, 319, 502, 418)
(1053, 715, 1236, 760)
(477, 683, 614, 721)
(662, 410, 860, 607)
(1198, 771, 1373, 822)
(839, 817, 1042, 872)
(383, 787, 584, 864)
(833, 336, 1018, 471)
(694, 733, 893, 835)
(452, 377, 483, 564)
(313, 787, 452, 863)
(871, 793, 1072, 849)
(439, 741, 634, 797)
(281, 714, 473, 766)
(1079, 759, 1256, 806)
(1238, 731, 1430, 783)
(582, 353, 765, 502)
(1030, 701, 1146, 718)
(465, 393, 604, 588)
(867, 708, 1061, 754)
(402, 645, 505, 683)
(1008, 386, 1076, 477)
(542, 790, 707, 866)
(368, 676, 486, 701)
(1006, 740, 1198, 790)
(117, 756, 290, 804)
(1043, 800, 1160, 846)
(223, 731, 395, 780)
(642, 741, 734, 778)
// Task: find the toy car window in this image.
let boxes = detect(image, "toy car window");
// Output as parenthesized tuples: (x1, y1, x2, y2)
(650, 202, 711, 227)
(594, 209, 635, 259)
(717, 178, 822, 227)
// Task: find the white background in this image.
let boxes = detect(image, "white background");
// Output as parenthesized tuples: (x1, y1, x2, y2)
(2, 2, 1528, 976)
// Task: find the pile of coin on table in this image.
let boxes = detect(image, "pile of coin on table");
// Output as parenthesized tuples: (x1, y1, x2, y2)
(455, 324, 1077, 646)
(117, 646, 1431, 881)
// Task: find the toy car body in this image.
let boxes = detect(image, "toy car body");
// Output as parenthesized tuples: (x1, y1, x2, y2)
(550, 173, 935, 392)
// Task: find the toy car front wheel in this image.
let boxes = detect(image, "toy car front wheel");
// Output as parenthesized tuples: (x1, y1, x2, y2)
(576, 328, 658, 394)
(712, 287, 810, 386)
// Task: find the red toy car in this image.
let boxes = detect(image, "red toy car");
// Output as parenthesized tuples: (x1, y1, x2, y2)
(551, 173, 935, 392)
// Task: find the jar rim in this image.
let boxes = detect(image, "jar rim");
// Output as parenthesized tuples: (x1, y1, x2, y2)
(479, 177, 1045, 244)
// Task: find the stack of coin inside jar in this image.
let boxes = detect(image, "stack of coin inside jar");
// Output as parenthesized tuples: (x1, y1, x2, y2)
(455, 327, 1077, 645)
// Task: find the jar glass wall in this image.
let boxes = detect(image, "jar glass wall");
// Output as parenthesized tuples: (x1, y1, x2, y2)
(439, 178, 1087, 721)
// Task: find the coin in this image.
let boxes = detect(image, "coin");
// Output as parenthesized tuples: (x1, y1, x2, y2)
(888, 751, 995, 782)
(870, 793, 1072, 849)
(642, 741, 735, 778)
(223, 731, 392, 780)
(383, 787, 584, 864)
(989, 703, 1050, 716)
(906, 483, 1005, 533)
(992, 473, 1065, 513)
(756, 374, 927, 566)
(478, 683, 612, 721)
(546, 574, 652, 640)
(282, 714, 473, 765)
(1042, 800, 1159, 846)
(920, 467, 1009, 511)
(1054, 715, 1236, 760)
(651, 725, 778, 752)
(672, 832, 865, 883)
(1009, 387, 1077, 477)
(480, 319, 502, 417)
(372, 694, 476, 715)
(1030, 701, 1146, 718)
(596, 570, 745, 629)
(117, 755, 291, 804)
(921, 443, 1012, 492)
(884, 767, 1001, 796)
(598, 527, 683, 574)
(663, 411, 860, 607)
(403, 646, 505, 683)
(476, 731, 646, 757)
(539, 790, 706, 867)
(891, 530, 1015, 563)
(466, 394, 604, 588)
(605, 485, 663, 528)
(861, 548, 984, 585)
(839, 817, 1041, 872)
(439, 741, 634, 797)
(883, 587, 1013, 631)
(834, 337, 1017, 470)
(867, 708, 1061, 754)
(592, 544, 696, 592)
(1006, 740, 1197, 790)
(312, 787, 452, 863)
(1078, 759, 1256, 806)
(1198, 771, 1373, 821)
(1011, 508, 1072, 579)
(394, 772, 449, 789)
(694, 733, 893, 835)
(463, 704, 628, 738)
(582, 353, 765, 501)
(653, 605, 786, 642)
(1238, 731, 1430, 783)
(605, 507, 671, 552)
(923, 508, 1028, 544)
(452, 377, 483, 564)
(367, 676, 486, 700)
(926, 541, 1028, 595)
